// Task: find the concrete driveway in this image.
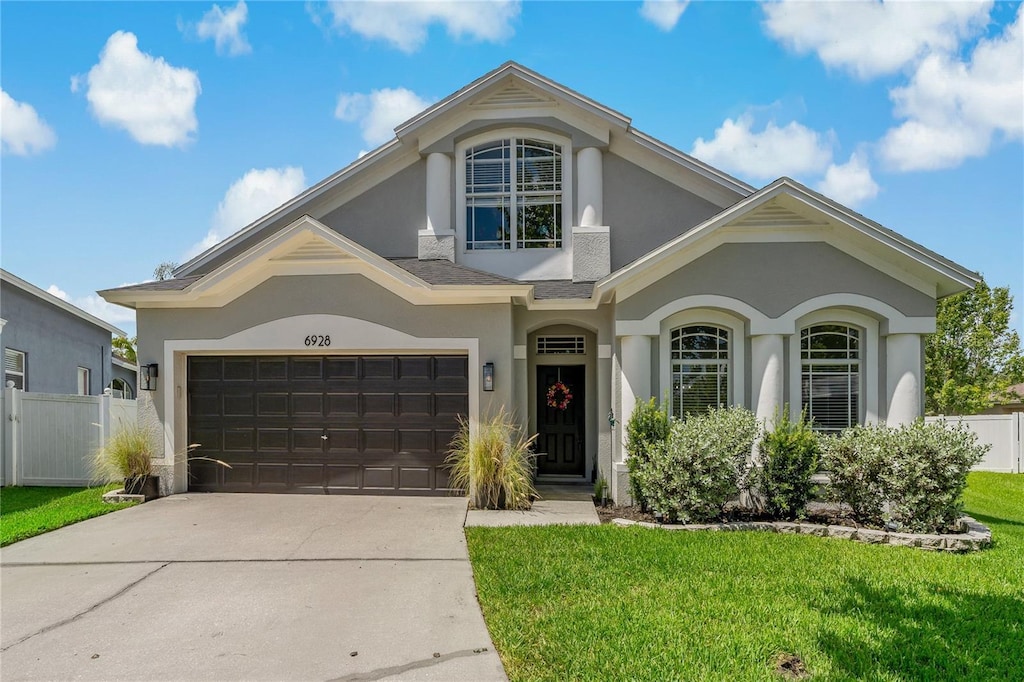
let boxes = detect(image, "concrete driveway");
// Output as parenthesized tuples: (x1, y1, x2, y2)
(0, 494, 507, 681)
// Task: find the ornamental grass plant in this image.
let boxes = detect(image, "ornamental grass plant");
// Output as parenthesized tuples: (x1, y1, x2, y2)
(91, 421, 156, 484)
(446, 410, 537, 510)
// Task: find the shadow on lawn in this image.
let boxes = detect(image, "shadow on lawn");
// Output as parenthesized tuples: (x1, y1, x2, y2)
(0, 487, 86, 515)
(817, 577, 1024, 680)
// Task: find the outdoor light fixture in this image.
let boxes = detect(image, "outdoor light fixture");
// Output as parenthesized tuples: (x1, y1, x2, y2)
(141, 363, 159, 391)
(482, 362, 494, 391)
(607, 408, 616, 428)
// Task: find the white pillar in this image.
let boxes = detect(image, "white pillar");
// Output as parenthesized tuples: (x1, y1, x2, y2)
(425, 152, 451, 233)
(886, 333, 922, 425)
(577, 147, 603, 227)
(751, 334, 785, 425)
(619, 335, 652, 459)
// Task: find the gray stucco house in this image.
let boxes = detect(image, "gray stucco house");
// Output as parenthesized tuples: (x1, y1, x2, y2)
(100, 63, 978, 501)
(1, 269, 128, 396)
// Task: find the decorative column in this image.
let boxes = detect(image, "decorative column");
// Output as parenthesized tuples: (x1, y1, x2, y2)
(751, 334, 785, 425)
(886, 333, 922, 425)
(418, 152, 455, 261)
(572, 147, 609, 282)
(613, 334, 652, 505)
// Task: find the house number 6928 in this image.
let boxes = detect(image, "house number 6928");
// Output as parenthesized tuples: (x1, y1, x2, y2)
(304, 335, 331, 347)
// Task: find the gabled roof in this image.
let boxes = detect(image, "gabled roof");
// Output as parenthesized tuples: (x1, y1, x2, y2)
(1, 269, 126, 336)
(597, 177, 980, 300)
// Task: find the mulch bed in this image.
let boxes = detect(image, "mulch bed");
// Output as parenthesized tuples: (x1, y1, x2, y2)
(594, 499, 894, 531)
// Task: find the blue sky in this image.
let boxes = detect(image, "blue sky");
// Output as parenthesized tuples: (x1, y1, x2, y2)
(2, 1, 1021, 338)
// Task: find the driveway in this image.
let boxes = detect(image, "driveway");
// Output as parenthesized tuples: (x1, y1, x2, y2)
(0, 494, 507, 681)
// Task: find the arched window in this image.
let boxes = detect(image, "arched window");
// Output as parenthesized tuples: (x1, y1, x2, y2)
(670, 325, 729, 418)
(800, 324, 860, 432)
(110, 378, 134, 399)
(465, 138, 562, 250)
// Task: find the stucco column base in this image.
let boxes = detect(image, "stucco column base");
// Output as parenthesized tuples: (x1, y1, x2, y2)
(611, 461, 633, 506)
(417, 229, 456, 262)
(571, 226, 610, 282)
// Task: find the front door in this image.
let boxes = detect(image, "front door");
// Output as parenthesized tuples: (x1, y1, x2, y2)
(536, 365, 585, 477)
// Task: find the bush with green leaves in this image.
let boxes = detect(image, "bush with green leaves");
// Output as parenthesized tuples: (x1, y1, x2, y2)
(445, 410, 537, 510)
(631, 406, 758, 523)
(756, 410, 820, 520)
(822, 420, 989, 532)
(625, 397, 671, 507)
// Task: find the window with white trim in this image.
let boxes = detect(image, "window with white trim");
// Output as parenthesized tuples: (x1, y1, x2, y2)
(77, 367, 90, 396)
(801, 324, 860, 432)
(464, 138, 562, 250)
(5, 348, 25, 389)
(110, 378, 133, 399)
(670, 325, 729, 418)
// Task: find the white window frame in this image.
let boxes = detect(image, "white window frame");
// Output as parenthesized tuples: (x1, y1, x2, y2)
(456, 128, 573, 255)
(789, 309, 879, 426)
(659, 309, 745, 419)
(110, 378, 133, 399)
(77, 367, 90, 396)
(799, 324, 861, 432)
(5, 348, 26, 390)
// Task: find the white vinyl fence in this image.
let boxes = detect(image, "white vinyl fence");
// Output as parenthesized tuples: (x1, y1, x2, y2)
(925, 414, 1023, 474)
(1, 387, 138, 487)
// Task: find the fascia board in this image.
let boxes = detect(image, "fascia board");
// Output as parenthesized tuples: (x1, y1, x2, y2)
(623, 129, 755, 196)
(1, 269, 126, 336)
(395, 63, 630, 140)
(175, 139, 406, 277)
(416, 105, 611, 153)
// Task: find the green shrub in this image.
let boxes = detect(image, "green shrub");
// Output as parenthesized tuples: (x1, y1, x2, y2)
(91, 421, 156, 484)
(445, 410, 537, 510)
(822, 421, 989, 532)
(625, 397, 671, 507)
(756, 410, 820, 520)
(632, 406, 758, 523)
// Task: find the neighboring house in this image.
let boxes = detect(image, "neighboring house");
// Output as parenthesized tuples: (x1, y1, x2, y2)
(100, 63, 979, 501)
(111, 354, 137, 399)
(1, 269, 127, 396)
(981, 383, 1024, 414)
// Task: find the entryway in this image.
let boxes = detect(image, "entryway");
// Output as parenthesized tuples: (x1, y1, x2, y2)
(535, 364, 585, 477)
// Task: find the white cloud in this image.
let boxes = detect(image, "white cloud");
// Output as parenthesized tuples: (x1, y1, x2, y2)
(335, 87, 434, 146)
(189, 166, 307, 257)
(817, 153, 880, 207)
(762, 0, 992, 79)
(317, 0, 520, 53)
(879, 6, 1023, 171)
(639, 0, 689, 32)
(691, 114, 834, 181)
(192, 0, 252, 56)
(81, 31, 201, 146)
(47, 285, 137, 326)
(0, 89, 57, 156)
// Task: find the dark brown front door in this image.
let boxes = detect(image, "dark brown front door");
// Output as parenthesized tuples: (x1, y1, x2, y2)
(186, 355, 468, 495)
(536, 365, 585, 477)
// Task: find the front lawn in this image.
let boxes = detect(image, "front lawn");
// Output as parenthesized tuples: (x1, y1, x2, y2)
(0, 486, 137, 547)
(466, 472, 1024, 681)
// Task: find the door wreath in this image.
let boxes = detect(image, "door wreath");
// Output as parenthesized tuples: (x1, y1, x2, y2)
(546, 380, 573, 411)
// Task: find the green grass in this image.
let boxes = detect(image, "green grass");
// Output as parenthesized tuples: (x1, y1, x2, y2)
(0, 486, 137, 546)
(466, 472, 1024, 681)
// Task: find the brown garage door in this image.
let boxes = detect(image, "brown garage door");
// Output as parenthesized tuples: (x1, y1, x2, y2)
(186, 355, 468, 494)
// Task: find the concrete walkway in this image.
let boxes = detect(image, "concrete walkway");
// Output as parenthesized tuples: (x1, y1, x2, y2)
(465, 485, 600, 528)
(0, 494, 507, 681)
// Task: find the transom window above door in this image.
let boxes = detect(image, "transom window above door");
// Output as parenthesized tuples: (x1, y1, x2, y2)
(670, 325, 729, 418)
(464, 137, 563, 250)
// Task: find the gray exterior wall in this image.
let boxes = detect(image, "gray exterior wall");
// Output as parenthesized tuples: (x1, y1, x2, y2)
(616, 242, 937, 321)
(604, 153, 724, 270)
(320, 161, 425, 257)
(0, 282, 112, 395)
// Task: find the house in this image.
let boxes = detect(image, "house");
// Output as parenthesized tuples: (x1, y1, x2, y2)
(99, 63, 979, 501)
(980, 383, 1024, 414)
(1, 269, 129, 396)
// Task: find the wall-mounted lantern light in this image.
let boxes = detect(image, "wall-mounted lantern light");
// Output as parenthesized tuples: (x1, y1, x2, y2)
(141, 363, 159, 391)
(482, 362, 494, 391)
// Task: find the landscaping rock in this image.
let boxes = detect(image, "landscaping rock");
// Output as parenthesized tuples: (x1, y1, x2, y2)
(827, 525, 858, 541)
(798, 524, 829, 537)
(888, 532, 921, 548)
(857, 528, 889, 544)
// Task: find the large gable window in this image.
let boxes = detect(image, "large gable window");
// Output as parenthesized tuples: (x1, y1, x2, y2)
(801, 324, 860, 432)
(670, 325, 729, 418)
(465, 137, 562, 250)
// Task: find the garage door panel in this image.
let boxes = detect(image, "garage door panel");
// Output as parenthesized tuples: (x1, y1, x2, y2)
(188, 355, 467, 495)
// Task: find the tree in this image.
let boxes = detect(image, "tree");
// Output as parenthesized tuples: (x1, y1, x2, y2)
(925, 280, 1024, 415)
(153, 262, 178, 281)
(112, 335, 137, 363)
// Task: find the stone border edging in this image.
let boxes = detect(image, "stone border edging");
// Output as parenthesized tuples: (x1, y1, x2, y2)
(610, 515, 992, 552)
(102, 489, 146, 504)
